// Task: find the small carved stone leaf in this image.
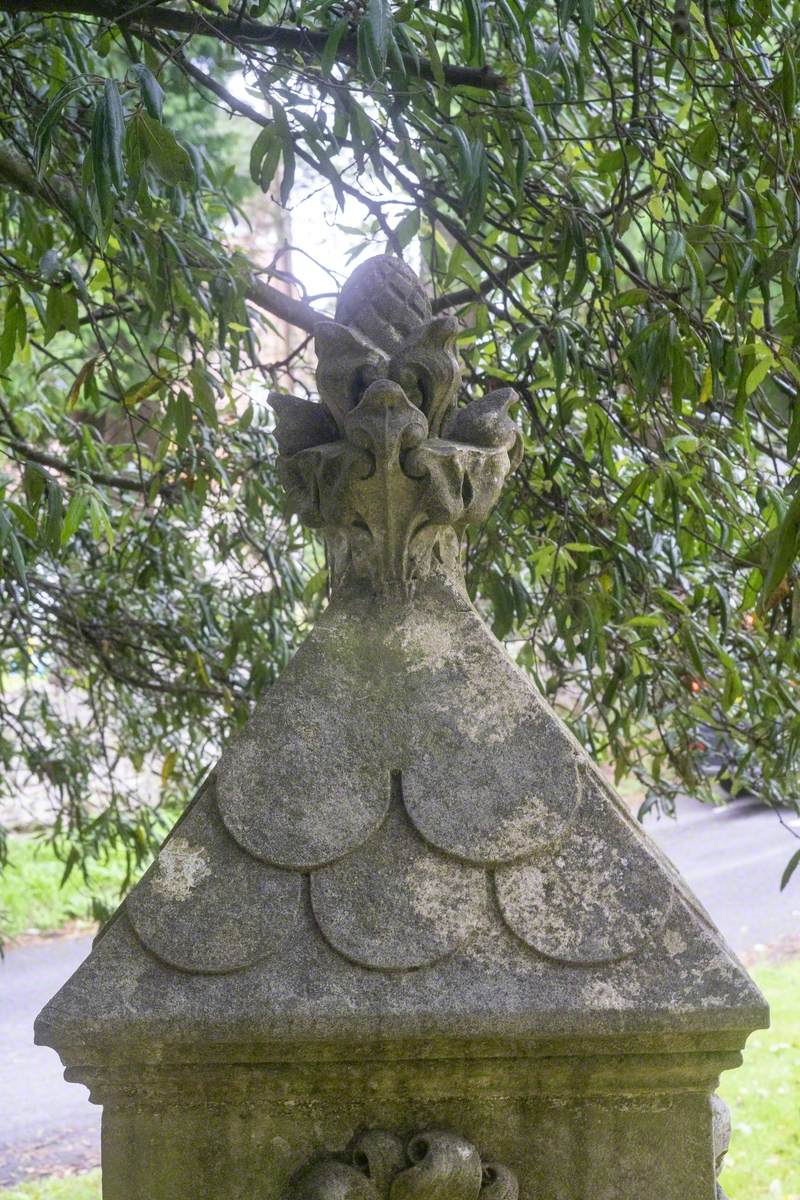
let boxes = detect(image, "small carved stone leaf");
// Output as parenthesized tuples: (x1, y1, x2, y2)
(388, 315, 461, 438)
(279, 441, 372, 530)
(269, 392, 339, 457)
(712, 1095, 732, 1180)
(315, 322, 386, 430)
(291, 1160, 379, 1200)
(445, 389, 522, 464)
(343, 381, 429, 462)
(391, 1133, 483, 1200)
(403, 442, 513, 531)
(403, 698, 583, 865)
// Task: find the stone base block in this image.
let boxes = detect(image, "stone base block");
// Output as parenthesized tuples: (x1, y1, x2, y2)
(98, 1079, 720, 1200)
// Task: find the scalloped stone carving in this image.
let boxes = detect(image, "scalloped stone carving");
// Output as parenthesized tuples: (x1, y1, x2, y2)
(494, 779, 675, 964)
(126, 782, 301, 974)
(311, 777, 486, 970)
(403, 709, 583, 866)
(217, 680, 391, 870)
(290, 1129, 518, 1200)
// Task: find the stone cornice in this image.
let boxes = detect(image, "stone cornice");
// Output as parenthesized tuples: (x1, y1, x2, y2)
(65, 1043, 748, 1107)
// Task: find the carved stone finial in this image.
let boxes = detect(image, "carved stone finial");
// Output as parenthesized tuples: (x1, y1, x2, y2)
(290, 1130, 518, 1200)
(269, 256, 522, 593)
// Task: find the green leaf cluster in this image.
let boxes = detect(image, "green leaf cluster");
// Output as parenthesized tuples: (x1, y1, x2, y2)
(1, 0, 800, 891)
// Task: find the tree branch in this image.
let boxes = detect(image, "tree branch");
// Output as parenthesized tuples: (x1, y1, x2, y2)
(0, 142, 84, 227)
(5, 0, 508, 90)
(1, 435, 154, 494)
(245, 274, 327, 334)
(432, 252, 541, 312)
(0, 141, 327, 333)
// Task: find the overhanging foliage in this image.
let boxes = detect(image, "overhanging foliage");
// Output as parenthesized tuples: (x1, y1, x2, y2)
(1, 0, 799, 901)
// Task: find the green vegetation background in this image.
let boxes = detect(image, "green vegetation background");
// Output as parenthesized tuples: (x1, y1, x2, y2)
(0, 834, 145, 940)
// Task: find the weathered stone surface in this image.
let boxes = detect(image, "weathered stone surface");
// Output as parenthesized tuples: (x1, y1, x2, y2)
(126, 781, 301, 973)
(94, 1081, 727, 1200)
(402, 695, 583, 865)
(494, 777, 673, 964)
(217, 675, 390, 869)
(35, 255, 768, 1200)
(311, 781, 486, 970)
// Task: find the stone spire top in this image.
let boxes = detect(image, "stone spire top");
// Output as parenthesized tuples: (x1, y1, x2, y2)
(270, 256, 521, 592)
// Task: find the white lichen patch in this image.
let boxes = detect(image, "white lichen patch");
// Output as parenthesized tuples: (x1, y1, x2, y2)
(403, 845, 483, 938)
(580, 978, 630, 1009)
(152, 836, 211, 902)
(663, 928, 687, 957)
(394, 618, 457, 673)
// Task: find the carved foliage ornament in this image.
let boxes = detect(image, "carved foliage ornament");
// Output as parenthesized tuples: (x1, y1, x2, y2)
(269, 257, 523, 591)
(290, 1130, 518, 1200)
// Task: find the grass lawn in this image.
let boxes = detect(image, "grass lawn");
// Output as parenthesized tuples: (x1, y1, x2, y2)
(0, 1172, 100, 1199)
(719, 956, 800, 1199)
(0, 833, 145, 943)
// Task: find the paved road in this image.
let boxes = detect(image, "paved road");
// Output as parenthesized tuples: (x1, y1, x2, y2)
(643, 794, 800, 954)
(1, 796, 798, 1186)
(0, 935, 100, 1186)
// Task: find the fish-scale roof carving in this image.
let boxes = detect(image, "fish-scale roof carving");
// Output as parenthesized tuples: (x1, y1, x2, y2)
(122, 593, 674, 977)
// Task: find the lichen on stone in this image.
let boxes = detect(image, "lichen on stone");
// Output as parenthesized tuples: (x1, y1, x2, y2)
(150, 838, 211, 903)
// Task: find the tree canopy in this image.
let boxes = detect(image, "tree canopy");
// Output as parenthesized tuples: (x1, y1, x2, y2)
(1, 0, 800, 898)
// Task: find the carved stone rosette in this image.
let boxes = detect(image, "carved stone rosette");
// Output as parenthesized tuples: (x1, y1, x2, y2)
(269, 256, 522, 593)
(291, 1130, 518, 1200)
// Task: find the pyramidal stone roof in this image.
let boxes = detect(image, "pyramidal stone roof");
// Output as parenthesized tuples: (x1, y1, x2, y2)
(36, 257, 767, 1065)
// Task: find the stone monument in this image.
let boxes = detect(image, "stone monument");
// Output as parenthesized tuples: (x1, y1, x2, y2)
(36, 256, 768, 1200)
